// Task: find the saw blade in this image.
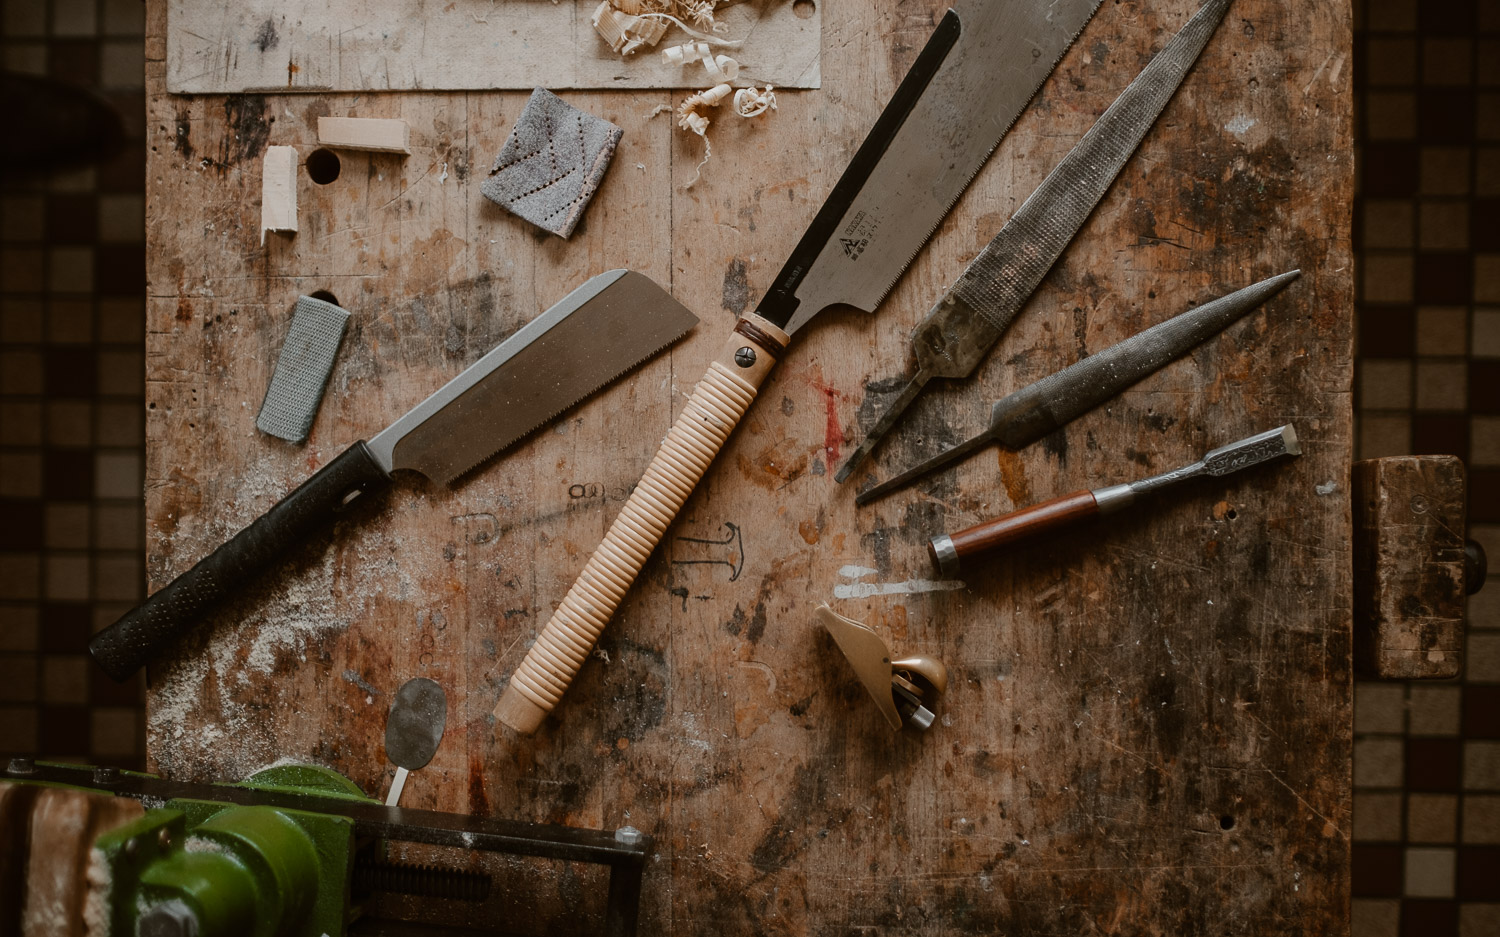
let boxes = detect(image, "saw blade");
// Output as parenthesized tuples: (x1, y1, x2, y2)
(368, 270, 698, 486)
(754, 0, 1105, 335)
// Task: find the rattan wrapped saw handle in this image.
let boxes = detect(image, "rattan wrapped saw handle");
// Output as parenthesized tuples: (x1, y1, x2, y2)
(495, 315, 789, 734)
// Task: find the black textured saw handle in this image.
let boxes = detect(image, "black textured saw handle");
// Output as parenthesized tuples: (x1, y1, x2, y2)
(89, 441, 392, 681)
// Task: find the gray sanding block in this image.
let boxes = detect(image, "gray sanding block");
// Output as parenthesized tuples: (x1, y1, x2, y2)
(480, 88, 623, 239)
(256, 295, 349, 443)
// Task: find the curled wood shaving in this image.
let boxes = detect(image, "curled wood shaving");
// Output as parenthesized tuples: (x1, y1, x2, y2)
(662, 42, 738, 82)
(591, 0, 670, 55)
(661, 40, 713, 66)
(733, 84, 777, 118)
(595, 1, 742, 56)
(677, 82, 732, 187)
(703, 53, 738, 82)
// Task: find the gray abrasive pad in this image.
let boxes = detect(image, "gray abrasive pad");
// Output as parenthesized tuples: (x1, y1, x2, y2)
(255, 295, 349, 443)
(480, 88, 623, 239)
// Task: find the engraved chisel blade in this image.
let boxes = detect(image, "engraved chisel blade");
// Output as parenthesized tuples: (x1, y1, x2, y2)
(836, 0, 1236, 484)
(855, 269, 1300, 505)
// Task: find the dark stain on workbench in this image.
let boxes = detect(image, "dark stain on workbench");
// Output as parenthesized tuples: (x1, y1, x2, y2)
(722, 258, 750, 314)
(253, 18, 279, 53)
(218, 96, 270, 170)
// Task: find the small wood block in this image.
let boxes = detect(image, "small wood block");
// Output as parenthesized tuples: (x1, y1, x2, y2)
(20, 786, 143, 936)
(1353, 455, 1467, 679)
(0, 781, 42, 930)
(260, 145, 298, 245)
(317, 117, 411, 154)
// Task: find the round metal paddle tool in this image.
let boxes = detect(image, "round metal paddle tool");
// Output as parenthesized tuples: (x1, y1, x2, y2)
(384, 677, 448, 807)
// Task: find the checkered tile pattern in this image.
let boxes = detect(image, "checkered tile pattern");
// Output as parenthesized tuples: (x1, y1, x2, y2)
(0, 0, 146, 768)
(1352, 0, 1500, 934)
(0, 0, 1496, 923)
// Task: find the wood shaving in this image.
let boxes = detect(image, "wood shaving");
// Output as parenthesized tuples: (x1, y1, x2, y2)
(662, 42, 738, 82)
(733, 84, 777, 118)
(591, 0, 670, 55)
(594, 1, 742, 55)
(677, 82, 732, 187)
(604, 2, 783, 186)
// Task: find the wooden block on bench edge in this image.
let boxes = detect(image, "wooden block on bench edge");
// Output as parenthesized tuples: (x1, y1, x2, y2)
(260, 145, 298, 245)
(1353, 454, 1467, 680)
(317, 117, 411, 154)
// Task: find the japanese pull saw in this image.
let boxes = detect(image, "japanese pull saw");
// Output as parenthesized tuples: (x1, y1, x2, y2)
(89, 270, 697, 681)
(835, 0, 1236, 485)
(494, 0, 1106, 735)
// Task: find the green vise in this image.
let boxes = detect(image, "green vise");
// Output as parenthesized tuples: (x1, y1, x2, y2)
(92, 764, 372, 937)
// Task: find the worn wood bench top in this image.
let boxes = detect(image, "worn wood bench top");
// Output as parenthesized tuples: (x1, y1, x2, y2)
(143, 0, 1353, 931)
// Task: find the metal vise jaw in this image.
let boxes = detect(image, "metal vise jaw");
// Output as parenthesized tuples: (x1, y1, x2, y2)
(815, 605, 947, 731)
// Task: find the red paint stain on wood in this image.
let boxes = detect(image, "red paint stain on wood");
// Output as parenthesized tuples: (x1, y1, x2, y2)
(996, 450, 1032, 506)
(822, 386, 842, 462)
(802, 365, 846, 464)
(467, 733, 490, 815)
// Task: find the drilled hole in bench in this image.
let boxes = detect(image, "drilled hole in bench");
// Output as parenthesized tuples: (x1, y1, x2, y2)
(309, 290, 340, 307)
(1219, 815, 1235, 830)
(307, 148, 341, 184)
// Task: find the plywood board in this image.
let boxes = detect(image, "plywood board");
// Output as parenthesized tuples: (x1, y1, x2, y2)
(166, 0, 821, 93)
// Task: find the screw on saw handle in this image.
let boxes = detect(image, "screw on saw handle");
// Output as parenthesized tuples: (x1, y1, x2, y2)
(88, 441, 392, 681)
(928, 489, 1099, 578)
(494, 315, 788, 735)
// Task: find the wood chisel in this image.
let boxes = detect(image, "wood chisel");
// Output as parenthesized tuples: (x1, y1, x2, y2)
(855, 269, 1301, 505)
(835, 0, 1236, 485)
(928, 424, 1302, 576)
(89, 270, 698, 681)
(494, 0, 1108, 735)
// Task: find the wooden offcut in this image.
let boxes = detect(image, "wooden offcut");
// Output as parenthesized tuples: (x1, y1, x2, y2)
(143, 0, 1354, 932)
(1354, 455, 1468, 679)
(259, 145, 296, 244)
(316, 117, 410, 155)
(165, 0, 822, 93)
(17, 787, 143, 936)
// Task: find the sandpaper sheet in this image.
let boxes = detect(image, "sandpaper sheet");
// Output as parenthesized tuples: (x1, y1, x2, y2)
(166, 0, 821, 93)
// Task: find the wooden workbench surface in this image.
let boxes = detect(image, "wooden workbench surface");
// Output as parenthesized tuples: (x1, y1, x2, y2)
(142, 0, 1353, 933)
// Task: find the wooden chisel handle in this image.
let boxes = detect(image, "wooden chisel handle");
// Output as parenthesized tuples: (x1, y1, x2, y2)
(495, 315, 789, 735)
(928, 489, 1099, 577)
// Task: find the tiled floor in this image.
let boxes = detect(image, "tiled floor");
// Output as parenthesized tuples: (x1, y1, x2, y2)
(0, 0, 147, 768)
(0, 0, 1497, 929)
(1351, 1, 1500, 934)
